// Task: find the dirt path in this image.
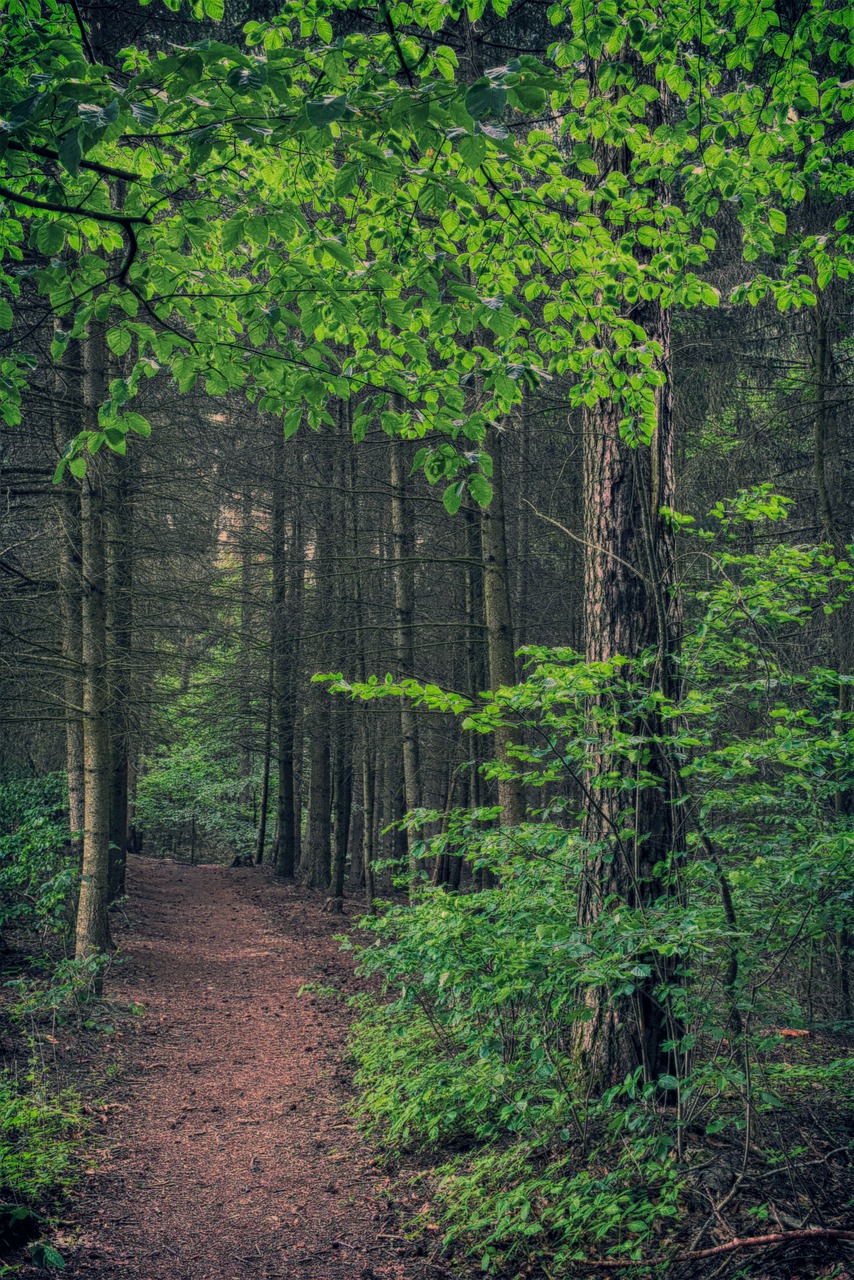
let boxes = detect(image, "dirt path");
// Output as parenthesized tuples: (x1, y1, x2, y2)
(63, 856, 445, 1280)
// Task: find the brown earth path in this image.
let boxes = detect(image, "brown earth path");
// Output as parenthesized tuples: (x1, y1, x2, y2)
(62, 856, 448, 1280)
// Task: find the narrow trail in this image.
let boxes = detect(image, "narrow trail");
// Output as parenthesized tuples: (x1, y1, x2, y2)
(64, 856, 445, 1280)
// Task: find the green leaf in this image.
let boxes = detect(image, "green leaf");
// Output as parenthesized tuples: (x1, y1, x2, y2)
(130, 101, 158, 128)
(37, 222, 65, 256)
(768, 209, 787, 234)
(459, 133, 487, 170)
(468, 473, 493, 507)
(123, 412, 151, 437)
(107, 328, 132, 358)
(443, 481, 464, 515)
(30, 1241, 66, 1272)
(283, 406, 301, 439)
(306, 95, 349, 128)
(0, 299, 13, 330)
(57, 128, 81, 178)
(68, 456, 87, 479)
(465, 81, 508, 120)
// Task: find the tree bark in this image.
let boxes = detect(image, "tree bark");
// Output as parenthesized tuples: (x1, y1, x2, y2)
(305, 431, 334, 890)
(105, 447, 132, 902)
(53, 341, 85, 859)
(389, 436, 422, 880)
(57, 476, 85, 860)
(480, 428, 524, 826)
(271, 418, 298, 880)
(75, 327, 112, 967)
(576, 299, 680, 1087)
(255, 646, 274, 864)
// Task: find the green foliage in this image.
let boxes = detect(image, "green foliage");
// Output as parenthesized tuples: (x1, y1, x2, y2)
(0, 776, 78, 940)
(0, 1070, 80, 1204)
(134, 644, 262, 862)
(1, 0, 852, 472)
(344, 495, 854, 1271)
(7, 955, 111, 1026)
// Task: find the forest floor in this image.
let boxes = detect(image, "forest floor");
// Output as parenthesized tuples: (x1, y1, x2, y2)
(38, 856, 451, 1280)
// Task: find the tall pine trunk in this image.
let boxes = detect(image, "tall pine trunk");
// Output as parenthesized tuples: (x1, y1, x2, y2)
(480, 428, 524, 826)
(53, 342, 85, 859)
(389, 436, 422, 879)
(272, 419, 298, 879)
(75, 327, 112, 966)
(105, 448, 132, 902)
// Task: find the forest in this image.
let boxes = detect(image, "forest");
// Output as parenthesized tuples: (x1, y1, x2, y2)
(1, 0, 853, 1274)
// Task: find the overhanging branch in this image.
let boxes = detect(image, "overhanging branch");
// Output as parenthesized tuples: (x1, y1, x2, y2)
(5, 141, 141, 182)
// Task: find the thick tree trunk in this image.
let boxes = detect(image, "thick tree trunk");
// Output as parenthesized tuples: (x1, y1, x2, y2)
(480, 428, 524, 826)
(75, 329, 112, 967)
(389, 436, 422, 879)
(576, 299, 680, 1088)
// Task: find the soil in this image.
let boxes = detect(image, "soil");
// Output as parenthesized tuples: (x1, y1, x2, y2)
(50, 856, 451, 1280)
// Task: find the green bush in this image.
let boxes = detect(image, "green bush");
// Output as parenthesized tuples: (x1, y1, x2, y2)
(0, 775, 77, 940)
(341, 493, 854, 1272)
(0, 1069, 80, 1204)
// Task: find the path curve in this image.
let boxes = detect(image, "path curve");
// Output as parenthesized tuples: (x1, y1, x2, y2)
(64, 856, 443, 1280)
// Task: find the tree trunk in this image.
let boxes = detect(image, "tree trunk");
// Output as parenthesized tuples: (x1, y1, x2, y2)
(349, 437, 376, 908)
(576, 299, 680, 1088)
(57, 478, 85, 860)
(75, 328, 112, 967)
(480, 428, 524, 826)
(361, 716, 376, 909)
(329, 711, 350, 908)
(239, 481, 254, 802)
(271, 419, 298, 880)
(53, 341, 85, 859)
(389, 436, 422, 880)
(105, 448, 132, 902)
(810, 300, 854, 1015)
(255, 647, 274, 864)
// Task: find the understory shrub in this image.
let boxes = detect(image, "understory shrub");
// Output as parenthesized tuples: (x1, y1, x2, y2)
(341, 493, 854, 1272)
(0, 1069, 80, 1205)
(0, 774, 77, 941)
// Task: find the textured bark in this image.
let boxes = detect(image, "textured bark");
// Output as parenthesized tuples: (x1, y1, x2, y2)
(811, 302, 854, 1014)
(75, 327, 112, 965)
(53, 342, 85, 858)
(239, 482, 254, 799)
(330, 713, 350, 907)
(255, 649, 273, 865)
(57, 479, 85, 859)
(105, 448, 132, 902)
(360, 721, 376, 909)
(389, 436, 422, 878)
(305, 678, 332, 889)
(348, 440, 376, 907)
(305, 442, 334, 891)
(480, 428, 524, 826)
(577, 301, 680, 1087)
(271, 420, 298, 880)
